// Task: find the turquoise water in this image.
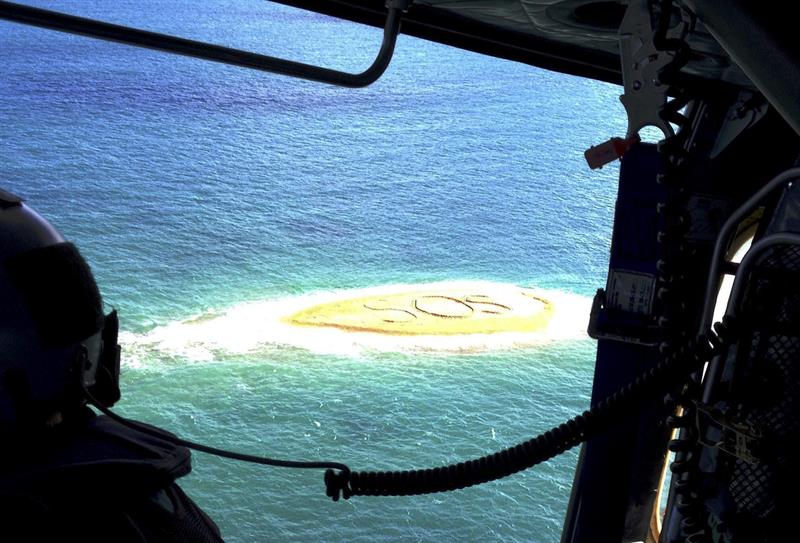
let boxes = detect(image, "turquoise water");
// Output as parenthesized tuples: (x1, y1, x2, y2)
(1, 1, 627, 540)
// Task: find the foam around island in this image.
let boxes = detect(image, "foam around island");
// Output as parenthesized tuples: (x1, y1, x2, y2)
(119, 282, 591, 360)
(285, 285, 554, 335)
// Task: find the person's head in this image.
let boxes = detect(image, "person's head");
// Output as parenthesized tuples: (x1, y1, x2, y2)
(0, 189, 120, 430)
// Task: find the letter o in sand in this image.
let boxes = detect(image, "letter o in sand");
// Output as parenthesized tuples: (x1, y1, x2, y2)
(414, 296, 474, 318)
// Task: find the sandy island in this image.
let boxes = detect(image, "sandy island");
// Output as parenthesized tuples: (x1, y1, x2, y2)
(119, 282, 589, 359)
(284, 285, 554, 335)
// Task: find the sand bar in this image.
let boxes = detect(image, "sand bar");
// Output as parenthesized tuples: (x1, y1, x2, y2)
(284, 285, 553, 335)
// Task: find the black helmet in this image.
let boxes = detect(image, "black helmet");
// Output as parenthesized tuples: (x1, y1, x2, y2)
(0, 189, 120, 427)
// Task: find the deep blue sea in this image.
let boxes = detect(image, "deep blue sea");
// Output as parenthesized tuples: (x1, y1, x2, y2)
(1, 1, 628, 541)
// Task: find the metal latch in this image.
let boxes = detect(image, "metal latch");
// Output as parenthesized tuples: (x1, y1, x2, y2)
(618, 0, 677, 139)
(584, 0, 688, 169)
(695, 402, 761, 464)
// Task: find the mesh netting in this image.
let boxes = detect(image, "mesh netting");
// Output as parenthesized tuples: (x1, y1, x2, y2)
(727, 244, 800, 529)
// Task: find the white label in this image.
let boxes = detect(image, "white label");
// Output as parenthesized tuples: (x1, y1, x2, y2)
(607, 270, 655, 315)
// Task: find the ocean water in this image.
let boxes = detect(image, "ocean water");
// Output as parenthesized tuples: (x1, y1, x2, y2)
(0, 1, 627, 541)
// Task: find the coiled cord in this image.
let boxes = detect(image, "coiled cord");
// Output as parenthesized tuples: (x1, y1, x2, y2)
(650, 2, 713, 541)
(665, 320, 738, 543)
(666, 385, 706, 543)
(651, 0, 694, 359)
(653, 0, 692, 89)
(324, 324, 735, 501)
(83, 321, 736, 507)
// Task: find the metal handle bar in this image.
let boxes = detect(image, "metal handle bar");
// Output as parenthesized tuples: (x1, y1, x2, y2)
(0, 1, 406, 88)
(700, 232, 800, 404)
(723, 233, 800, 320)
(699, 167, 800, 333)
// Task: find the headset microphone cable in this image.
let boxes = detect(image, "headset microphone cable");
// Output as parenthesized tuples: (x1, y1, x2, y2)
(82, 383, 351, 476)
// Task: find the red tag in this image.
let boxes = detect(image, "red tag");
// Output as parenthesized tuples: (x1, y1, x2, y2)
(584, 134, 641, 170)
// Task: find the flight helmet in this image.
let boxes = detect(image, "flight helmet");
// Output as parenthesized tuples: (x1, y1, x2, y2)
(0, 189, 120, 427)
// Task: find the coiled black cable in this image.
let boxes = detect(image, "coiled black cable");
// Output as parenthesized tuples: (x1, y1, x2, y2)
(81, 321, 735, 505)
(650, 3, 714, 541)
(324, 324, 734, 501)
(665, 319, 738, 543)
(653, 0, 692, 89)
